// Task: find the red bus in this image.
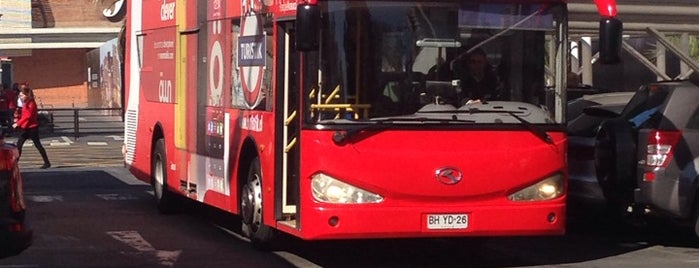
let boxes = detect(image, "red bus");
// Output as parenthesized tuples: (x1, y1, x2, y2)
(122, 0, 620, 247)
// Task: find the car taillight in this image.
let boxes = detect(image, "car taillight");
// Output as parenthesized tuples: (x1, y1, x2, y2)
(8, 223, 23, 232)
(643, 130, 681, 182)
(0, 148, 12, 171)
(10, 165, 25, 212)
(0, 144, 24, 212)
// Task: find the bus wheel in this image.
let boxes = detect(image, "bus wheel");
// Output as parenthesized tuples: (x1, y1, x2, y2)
(240, 156, 276, 249)
(152, 139, 177, 214)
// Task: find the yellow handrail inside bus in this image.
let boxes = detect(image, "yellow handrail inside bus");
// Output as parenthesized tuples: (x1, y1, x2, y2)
(285, 137, 297, 153)
(324, 85, 341, 104)
(285, 110, 297, 126)
(310, 103, 371, 120)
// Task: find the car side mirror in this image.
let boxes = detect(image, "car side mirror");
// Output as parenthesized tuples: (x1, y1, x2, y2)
(296, 3, 320, 52)
(598, 18, 623, 64)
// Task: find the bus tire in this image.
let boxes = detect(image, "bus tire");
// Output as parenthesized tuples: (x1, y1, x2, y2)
(594, 118, 636, 209)
(152, 138, 178, 214)
(240, 156, 276, 249)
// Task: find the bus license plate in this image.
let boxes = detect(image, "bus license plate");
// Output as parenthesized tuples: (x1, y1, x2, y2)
(427, 214, 468, 230)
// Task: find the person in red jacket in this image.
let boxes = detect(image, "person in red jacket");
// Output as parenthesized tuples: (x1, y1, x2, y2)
(12, 84, 50, 169)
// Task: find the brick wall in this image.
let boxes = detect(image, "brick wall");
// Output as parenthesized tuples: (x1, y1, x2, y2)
(6, 0, 126, 108)
(12, 49, 89, 108)
(32, 0, 119, 28)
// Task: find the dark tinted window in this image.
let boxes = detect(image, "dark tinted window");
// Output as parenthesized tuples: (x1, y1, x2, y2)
(688, 107, 699, 129)
(622, 85, 668, 119)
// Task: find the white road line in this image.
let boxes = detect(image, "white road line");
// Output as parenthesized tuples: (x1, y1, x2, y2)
(61, 136, 72, 143)
(49, 142, 71, 146)
(215, 224, 250, 242)
(108, 231, 155, 251)
(107, 230, 181, 266)
(87, 142, 108, 146)
(273, 252, 323, 268)
(27, 195, 64, 202)
(107, 135, 124, 141)
(215, 225, 322, 268)
(95, 193, 139, 200)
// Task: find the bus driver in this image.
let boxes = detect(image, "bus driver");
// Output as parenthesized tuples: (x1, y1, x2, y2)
(457, 48, 499, 105)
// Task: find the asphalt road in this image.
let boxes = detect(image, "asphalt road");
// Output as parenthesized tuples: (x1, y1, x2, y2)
(1, 167, 296, 268)
(0, 165, 697, 267)
(0, 117, 697, 267)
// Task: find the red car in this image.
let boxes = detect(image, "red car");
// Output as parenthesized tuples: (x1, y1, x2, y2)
(0, 134, 32, 258)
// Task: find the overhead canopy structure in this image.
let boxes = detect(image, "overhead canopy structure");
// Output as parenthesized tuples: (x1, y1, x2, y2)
(568, 0, 699, 36)
(0, 0, 697, 49)
(0, 0, 122, 53)
(567, 0, 699, 88)
(0, 27, 120, 50)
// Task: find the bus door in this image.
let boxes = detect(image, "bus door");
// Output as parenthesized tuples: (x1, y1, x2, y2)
(274, 21, 301, 228)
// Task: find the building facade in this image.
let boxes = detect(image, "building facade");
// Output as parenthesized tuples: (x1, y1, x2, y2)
(0, 0, 123, 108)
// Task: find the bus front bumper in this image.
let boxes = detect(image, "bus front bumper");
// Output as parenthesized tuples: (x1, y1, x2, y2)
(285, 200, 565, 240)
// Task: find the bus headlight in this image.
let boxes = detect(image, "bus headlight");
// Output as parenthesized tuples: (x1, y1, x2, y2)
(311, 173, 383, 204)
(508, 173, 564, 202)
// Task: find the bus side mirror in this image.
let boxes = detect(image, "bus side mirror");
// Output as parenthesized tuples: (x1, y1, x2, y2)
(296, 3, 320, 52)
(598, 18, 622, 64)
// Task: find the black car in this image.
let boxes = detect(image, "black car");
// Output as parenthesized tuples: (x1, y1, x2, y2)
(567, 92, 633, 190)
(585, 81, 699, 236)
(0, 136, 32, 258)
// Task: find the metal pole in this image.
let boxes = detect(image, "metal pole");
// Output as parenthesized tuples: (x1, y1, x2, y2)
(680, 33, 690, 75)
(647, 27, 699, 73)
(73, 109, 79, 141)
(622, 41, 671, 81)
(656, 41, 666, 81)
(581, 37, 593, 85)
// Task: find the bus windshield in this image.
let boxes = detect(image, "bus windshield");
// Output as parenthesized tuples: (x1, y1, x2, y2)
(303, 1, 565, 125)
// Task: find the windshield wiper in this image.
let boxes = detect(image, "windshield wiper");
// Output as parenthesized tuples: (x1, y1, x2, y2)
(331, 117, 475, 145)
(420, 109, 554, 144)
(501, 111, 554, 144)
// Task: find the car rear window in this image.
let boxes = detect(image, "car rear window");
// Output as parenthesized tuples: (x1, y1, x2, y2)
(622, 85, 669, 119)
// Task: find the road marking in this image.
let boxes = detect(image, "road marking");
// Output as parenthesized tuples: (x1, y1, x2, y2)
(107, 135, 124, 141)
(96, 193, 140, 200)
(61, 136, 72, 143)
(215, 224, 250, 242)
(87, 142, 109, 146)
(27, 195, 64, 202)
(215, 225, 322, 268)
(273, 251, 323, 268)
(49, 142, 71, 146)
(41, 136, 73, 146)
(107, 231, 181, 266)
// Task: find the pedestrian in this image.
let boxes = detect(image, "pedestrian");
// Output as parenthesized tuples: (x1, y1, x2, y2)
(12, 84, 51, 169)
(13, 83, 22, 122)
